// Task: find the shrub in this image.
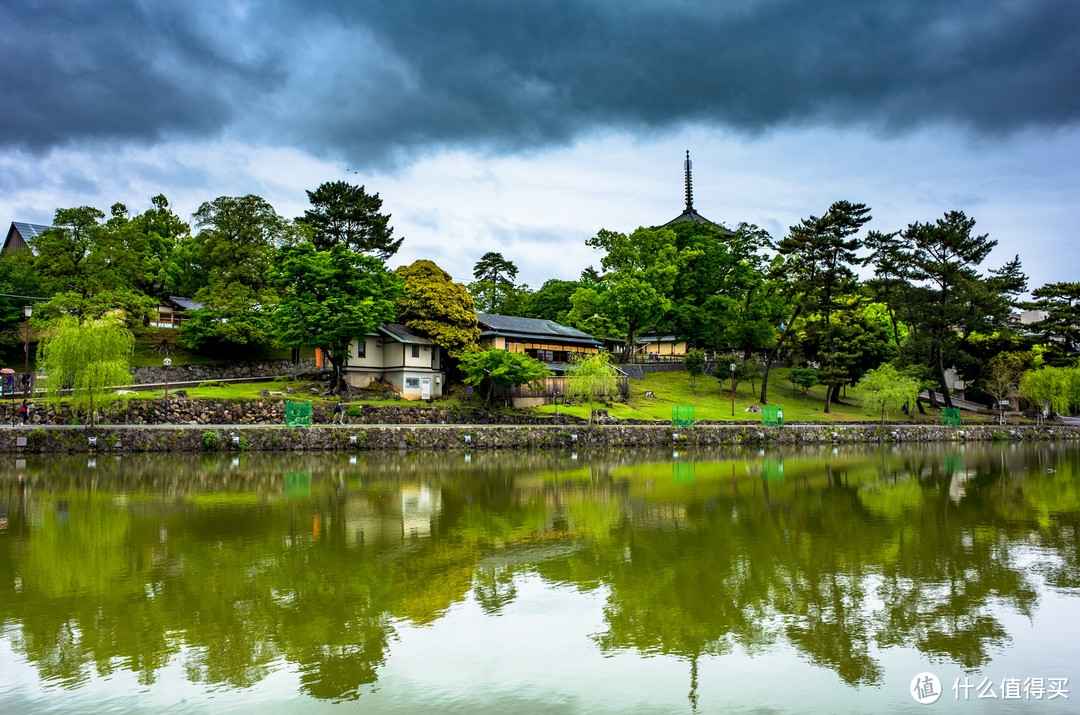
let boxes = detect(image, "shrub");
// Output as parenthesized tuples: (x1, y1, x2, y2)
(26, 428, 46, 447)
(202, 431, 219, 450)
(198, 380, 226, 388)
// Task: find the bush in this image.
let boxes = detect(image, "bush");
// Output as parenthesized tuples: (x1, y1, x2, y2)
(202, 431, 219, 449)
(199, 380, 226, 388)
(273, 375, 295, 383)
(26, 428, 46, 447)
(347, 405, 364, 417)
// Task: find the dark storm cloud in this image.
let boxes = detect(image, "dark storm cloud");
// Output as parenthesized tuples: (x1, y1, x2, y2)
(5, 0, 1079, 160)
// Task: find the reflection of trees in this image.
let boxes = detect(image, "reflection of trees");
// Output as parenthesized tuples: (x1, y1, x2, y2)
(0, 444, 1078, 697)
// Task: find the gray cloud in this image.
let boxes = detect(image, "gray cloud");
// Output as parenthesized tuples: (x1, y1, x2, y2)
(4, 0, 1079, 162)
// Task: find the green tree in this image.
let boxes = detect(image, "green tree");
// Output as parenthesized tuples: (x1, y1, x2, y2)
(459, 348, 551, 407)
(468, 252, 524, 314)
(665, 222, 772, 354)
(297, 181, 403, 259)
(37, 316, 134, 425)
(788, 366, 820, 405)
(575, 227, 682, 361)
(565, 352, 619, 422)
(1019, 366, 1072, 424)
(856, 364, 920, 425)
(394, 260, 480, 358)
(523, 279, 580, 324)
(1025, 282, 1080, 366)
(727, 355, 764, 395)
(0, 249, 43, 345)
(272, 244, 404, 395)
(982, 354, 1026, 424)
(180, 195, 303, 349)
(683, 348, 705, 394)
(770, 201, 871, 412)
(882, 212, 1026, 408)
(29, 204, 160, 323)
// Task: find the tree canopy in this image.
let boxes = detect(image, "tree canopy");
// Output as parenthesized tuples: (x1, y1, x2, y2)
(459, 348, 550, 407)
(272, 244, 404, 394)
(394, 260, 480, 358)
(297, 181, 402, 259)
(37, 316, 134, 425)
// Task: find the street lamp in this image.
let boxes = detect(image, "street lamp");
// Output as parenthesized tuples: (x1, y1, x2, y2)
(730, 362, 736, 418)
(163, 357, 172, 424)
(23, 305, 32, 400)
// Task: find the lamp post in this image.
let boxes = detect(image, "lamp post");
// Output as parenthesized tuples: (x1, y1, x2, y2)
(23, 305, 32, 400)
(730, 362, 736, 417)
(163, 357, 172, 424)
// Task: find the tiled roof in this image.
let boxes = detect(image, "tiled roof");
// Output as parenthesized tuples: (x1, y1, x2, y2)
(11, 222, 52, 239)
(168, 296, 205, 311)
(476, 313, 600, 345)
(380, 323, 436, 345)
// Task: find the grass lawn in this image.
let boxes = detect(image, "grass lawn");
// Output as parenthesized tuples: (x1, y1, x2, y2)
(536, 367, 1004, 424)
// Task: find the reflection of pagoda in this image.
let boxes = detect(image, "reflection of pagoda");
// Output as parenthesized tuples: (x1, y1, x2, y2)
(664, 151, 713, 226)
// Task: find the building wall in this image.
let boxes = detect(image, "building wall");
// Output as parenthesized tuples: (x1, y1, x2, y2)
(638, 340, 688, 356)
(343, 337, 443, 399)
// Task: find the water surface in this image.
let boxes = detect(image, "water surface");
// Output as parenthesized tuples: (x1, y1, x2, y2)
(1, 444, 1078, 712)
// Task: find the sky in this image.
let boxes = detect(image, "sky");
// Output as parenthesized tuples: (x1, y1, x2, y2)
(2, 0, 1078, 291)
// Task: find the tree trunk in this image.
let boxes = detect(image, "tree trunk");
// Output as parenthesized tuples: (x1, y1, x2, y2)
(326, 355, 350, 396)
(936, 351, 953, 409)
(760, 305, 802, 404)
(823, 384, 832, 413)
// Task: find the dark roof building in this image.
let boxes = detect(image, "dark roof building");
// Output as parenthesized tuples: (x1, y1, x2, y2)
(379, 323, 437, 345)
(2, 221, 52, 254)
(476, 313, 601, 350)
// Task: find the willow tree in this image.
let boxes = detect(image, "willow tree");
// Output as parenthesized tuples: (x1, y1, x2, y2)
(38, 316, 134, 425)
(856, 365, 920, 425)
(565, 353, 619, 422)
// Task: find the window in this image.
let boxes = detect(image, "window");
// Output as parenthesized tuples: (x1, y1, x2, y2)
(355, 340, 366, 358)
(405, 377, 420, 388)
(411, 345, 420, 358)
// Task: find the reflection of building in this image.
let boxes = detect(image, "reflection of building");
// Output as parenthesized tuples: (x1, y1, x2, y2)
(342, 484, 443, 547)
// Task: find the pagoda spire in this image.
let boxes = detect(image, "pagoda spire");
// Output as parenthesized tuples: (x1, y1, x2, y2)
(684, 150, 694, 212)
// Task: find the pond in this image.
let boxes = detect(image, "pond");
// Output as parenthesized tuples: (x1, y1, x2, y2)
(1, 444, 1078, 713)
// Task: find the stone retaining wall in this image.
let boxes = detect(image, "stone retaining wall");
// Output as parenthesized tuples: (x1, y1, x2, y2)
(0, 398, 587, 427)
(129, 359, 318, 385)
(1, 423, 1075, 454)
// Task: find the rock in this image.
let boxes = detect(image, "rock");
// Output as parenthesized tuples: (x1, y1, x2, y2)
(644, 391, 655, 398)
(259, 390, 271, 396)
(285, 387, 295, 394)
(745, 405, 762, 413)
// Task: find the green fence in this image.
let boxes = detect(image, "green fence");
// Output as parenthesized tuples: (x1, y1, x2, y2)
(672, 405, 695, 426)
(286, 401, 313, 427)
(763, 405, 784, 427)
(943, 407, 962, 427)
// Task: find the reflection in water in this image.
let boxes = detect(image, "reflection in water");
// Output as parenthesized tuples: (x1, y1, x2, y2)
(1, 444, 1079, 709)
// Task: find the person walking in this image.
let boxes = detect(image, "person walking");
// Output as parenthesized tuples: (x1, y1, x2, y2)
(19, 399, 29, 425)
(333, 401, 345, 424)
